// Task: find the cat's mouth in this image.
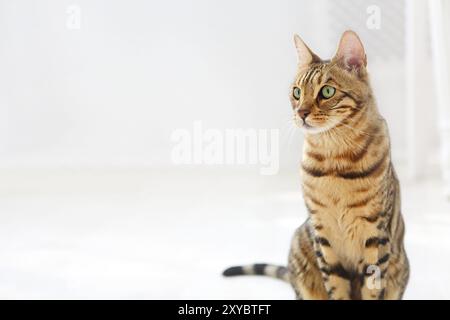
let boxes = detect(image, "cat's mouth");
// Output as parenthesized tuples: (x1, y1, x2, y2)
(294, 116, 331, 134)
(299, 119, 317, 130)
(302, 122, 314, 129)
(297, 118, 336, 134)
(294, 117, 317, 131)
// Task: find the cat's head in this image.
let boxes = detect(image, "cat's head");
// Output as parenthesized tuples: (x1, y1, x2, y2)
(290, 30, 371, 134)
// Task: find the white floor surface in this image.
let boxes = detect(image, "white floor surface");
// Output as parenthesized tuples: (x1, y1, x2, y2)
(0, 167, 449, 299)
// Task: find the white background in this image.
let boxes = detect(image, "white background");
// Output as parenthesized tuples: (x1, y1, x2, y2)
(1, 0, 434, 169)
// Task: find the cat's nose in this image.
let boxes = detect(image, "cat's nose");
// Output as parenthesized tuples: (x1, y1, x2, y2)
(297, 109, 310, 120)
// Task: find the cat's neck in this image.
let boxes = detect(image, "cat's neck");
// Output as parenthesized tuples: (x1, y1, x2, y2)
(303, 101, 387, 157)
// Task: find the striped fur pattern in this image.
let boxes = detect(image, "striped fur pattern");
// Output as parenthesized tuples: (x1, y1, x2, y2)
(223, 31, 409, 300)
(223, 264, 289, 282)
(288, 31, 409, 300)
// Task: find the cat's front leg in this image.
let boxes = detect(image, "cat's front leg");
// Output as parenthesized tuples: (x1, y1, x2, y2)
(313, 238, 352, 300)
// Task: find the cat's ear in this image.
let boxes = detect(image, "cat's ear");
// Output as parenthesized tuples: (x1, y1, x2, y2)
(332, 30, 367, 71)
(294, 34, 321, 68)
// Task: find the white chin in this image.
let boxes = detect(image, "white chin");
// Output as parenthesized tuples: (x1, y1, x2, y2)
(301, 122, 336, 134)
(300, 121, 339, 134)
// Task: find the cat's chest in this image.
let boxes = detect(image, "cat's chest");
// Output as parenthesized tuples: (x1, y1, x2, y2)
(301, 172, 370, 206)
(303, 177, 372, 264)
(300, 158, 381, 265)
(300, 148, 381, 205)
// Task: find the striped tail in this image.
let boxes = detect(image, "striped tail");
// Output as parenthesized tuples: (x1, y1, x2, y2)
(222, 263, 290, 283)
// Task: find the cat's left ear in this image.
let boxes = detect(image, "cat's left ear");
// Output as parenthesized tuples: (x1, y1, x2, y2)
(332, 30, 367, 71)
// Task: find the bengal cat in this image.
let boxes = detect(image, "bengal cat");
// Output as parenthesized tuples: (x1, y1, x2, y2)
(223, 31, 409, 300)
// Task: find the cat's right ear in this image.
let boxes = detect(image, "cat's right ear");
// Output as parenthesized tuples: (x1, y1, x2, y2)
(294, 34, 320, 68)
(332, 30, 367, 71)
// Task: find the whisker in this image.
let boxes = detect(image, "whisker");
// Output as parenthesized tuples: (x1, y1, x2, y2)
(286, 120, 298, 148)
(280, 116, 301, 149)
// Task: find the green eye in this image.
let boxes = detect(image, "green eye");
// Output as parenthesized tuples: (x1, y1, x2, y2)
(292, 87, 301, 100)
(321, 85, 336, 99)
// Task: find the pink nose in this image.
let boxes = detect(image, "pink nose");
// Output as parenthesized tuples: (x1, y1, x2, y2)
(297, 109, 310, 120)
